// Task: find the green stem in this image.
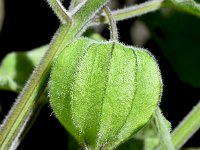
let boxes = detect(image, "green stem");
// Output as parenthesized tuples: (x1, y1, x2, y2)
(69, 0, 81, 10)
(103, 6, 118, 41)
(0, 0, 108, 149)
(172, 101, 200, 149)
(154, 108, 175, 150)
(19, 88, 48, 142)
(47, 0, 72, 24)
(94, 0, 164, 25)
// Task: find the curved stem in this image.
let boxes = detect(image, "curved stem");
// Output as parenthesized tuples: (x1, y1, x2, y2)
(172, 101, 200, 149)
(103, 6, 118, 41)
(154, 108, 175, 150)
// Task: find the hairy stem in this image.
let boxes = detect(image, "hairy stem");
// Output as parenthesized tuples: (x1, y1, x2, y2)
(154, 108, 175, 150)
(103, 6, 118, 41)
(0, 0, 108, 149)
(10, 89, 48, 150)
(172, 101, 200, 149)
(94, 0, 164, 25)
(69, 0, 81, 10)
(47, 0, 73, 24)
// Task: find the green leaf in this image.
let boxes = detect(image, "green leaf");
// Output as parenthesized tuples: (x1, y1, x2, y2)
(166, 0, 200, 17)
(0, 30, 101, 93)
(50, 38, 162, 149)
(0, 45, 47, 92)
(143, 9, 200, 87)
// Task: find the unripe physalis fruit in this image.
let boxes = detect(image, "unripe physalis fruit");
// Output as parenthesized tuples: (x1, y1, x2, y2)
(49, 38, 162, 150)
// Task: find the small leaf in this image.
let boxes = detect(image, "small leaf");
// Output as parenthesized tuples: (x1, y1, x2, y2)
(166, 0, 200, 17)
(50, 38, 162, 149)
(0, 45, 47, 92)
(0, 30, 102, 93)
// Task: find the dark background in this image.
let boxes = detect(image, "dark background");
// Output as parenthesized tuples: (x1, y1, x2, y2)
(0, 0, 199, 149)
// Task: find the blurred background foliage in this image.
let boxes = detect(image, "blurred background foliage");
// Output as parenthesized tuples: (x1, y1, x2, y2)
(0, 0, 200, 149)
(0, 0, 4, 32)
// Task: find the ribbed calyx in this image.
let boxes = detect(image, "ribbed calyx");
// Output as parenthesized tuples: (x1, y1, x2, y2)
(49, 38, 162, 150)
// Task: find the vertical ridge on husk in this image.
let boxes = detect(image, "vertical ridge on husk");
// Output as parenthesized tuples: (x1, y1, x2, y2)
(50, 38, 162, 150)
(97, 42, 137, 149)
(112, 48, 162, 148)
(70, 42, 113, 148)
(50, 38, 95, 143)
